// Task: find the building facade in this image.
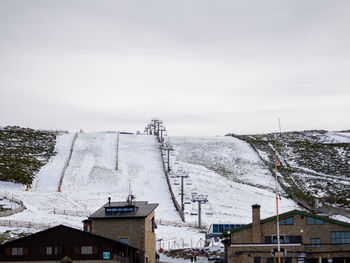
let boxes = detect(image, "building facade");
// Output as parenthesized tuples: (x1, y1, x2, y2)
(223, 205, 350, 263)
(84, 198, 158, 263)
(0, 224, 144, 263)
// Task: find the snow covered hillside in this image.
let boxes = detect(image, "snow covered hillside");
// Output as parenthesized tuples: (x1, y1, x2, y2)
(2, 129, 348, 248)
(228, 130, 350, 213)
(168, 136, 299, 226)
(0, 132, 181, 238)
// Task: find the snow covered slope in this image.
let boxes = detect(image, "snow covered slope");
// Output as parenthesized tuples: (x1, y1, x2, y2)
(118, 135, 181, 222)
(32, 133, 75, 192)
(169, 136, 300, 226)
(0, 132, 181, 231)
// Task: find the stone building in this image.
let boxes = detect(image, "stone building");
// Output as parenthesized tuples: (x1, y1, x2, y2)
(223, 205, 350, 263)
(83, 197, 158, 263)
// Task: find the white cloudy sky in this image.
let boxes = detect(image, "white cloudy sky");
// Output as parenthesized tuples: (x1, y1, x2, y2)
(0, 0, 349, 135)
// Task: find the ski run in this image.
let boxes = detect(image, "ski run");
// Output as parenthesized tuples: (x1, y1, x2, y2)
(1, 131, 319, 249)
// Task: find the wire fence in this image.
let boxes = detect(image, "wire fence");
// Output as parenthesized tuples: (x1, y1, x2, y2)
(50, 209, 92, 217)
(158, 238, 206, 250)
(0, 219, 54, 230)
(0, 193, 26, 217)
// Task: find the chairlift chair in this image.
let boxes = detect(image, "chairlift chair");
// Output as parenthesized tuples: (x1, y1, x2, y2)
(191, 188, 198, 195)
(190, 203, 198, 216)
(184, 196, 191, 204)
(186, 179, 192, 185)
(205, 203, 214, 216)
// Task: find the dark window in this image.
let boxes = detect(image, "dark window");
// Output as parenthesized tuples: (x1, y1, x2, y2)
(213, 224, 219, 233)
(120, 238, 128, 245)
(279, 216, 294, 225)
(265, 236, 272, 243)
(306, 259, 318, 263)
(310, 238, 320, 247)
(254, 257, 261, 263)
(149, 217, 155, 232)
(11, 247, 23, 256)
(267, 258, 274, 263)
(272, 248, 285, 257)
(268, 235, 302, 244)
(331, 231, 350, 244)
(81, 246, 93, 255)
(285, 258, 292, 263)
(306, 216, 324, 225)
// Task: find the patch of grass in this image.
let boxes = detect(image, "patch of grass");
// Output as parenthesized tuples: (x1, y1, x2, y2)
(0, 126, 62, 185)
(228, 130, 350, 210)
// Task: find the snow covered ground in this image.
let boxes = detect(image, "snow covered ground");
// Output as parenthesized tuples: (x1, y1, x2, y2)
(0, 132, 184, 242)
(168, 136, 300, 226)
(4, 131, 348, 253)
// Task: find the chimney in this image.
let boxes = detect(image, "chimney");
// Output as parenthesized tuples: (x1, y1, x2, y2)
(252, 204, 261, 243)
(108, 197, 111, 205)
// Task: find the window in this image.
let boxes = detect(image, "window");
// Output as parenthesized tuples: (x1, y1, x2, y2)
(86, 225, 91, 232)
(81, 246, 93, 255)
(149, 217, 155, 232)
(106, 206, 134, 215)
(266, 235, 301, 244)
(11, 247, 23, 256)
(45, 246, 59, 255)
(331, 231, 350, 244)
(46, 247, 52, 255)
(306, 216, 324, 225)
(213, 224, 219, 233)
(279, 217, 294, 225)
(119, 238, 128, 245)
(254, 257, 261, 263)
(310, 238, 320, 247)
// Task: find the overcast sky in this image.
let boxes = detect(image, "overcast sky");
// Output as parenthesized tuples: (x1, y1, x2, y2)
(0, 0, 349, 135)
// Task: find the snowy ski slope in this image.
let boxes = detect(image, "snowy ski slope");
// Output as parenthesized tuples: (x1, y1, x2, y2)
(169, 136, 300, 225)
(0, 132, 181, 230)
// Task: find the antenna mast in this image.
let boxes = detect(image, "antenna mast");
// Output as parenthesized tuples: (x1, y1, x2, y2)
(275, 120, 281, 263)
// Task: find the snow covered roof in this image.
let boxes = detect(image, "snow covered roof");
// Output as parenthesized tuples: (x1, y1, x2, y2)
(88, 201, 158, 219)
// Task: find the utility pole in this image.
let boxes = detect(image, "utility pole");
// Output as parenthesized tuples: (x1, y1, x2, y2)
(176, 169, 189, 212)
(192, 194, 208, 228)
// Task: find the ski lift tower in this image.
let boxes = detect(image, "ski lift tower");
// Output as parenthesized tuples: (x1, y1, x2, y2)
(176, 169, 189, 212)
(192, 194, 208, 228)
(151, 118, 161, 136)
(159, 127, 166, 143)
(161, 143, 173, 172)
